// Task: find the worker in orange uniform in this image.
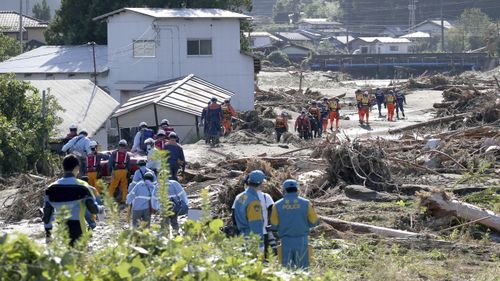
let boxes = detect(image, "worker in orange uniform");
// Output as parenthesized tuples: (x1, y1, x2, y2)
(86, 141, 109, 194)
(320, 97, 330, 135)
(295, 111, 311, 140)
(355, 89, 363, 122)
(359, 92, 371, 126)
(308, 100, 321, 123)
(221, 99, 237, 136)
(108, 139, 131, 205)
(385, 90, 397, 121)
(329, 97, 341, 131)
(275, 112, 289, 143)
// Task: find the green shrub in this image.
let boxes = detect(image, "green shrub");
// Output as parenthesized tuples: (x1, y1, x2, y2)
(266, 51, 291, 67)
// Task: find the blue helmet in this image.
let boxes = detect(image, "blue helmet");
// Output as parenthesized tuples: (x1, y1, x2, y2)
(247, 170, 265, 185)
(282, 179, 299, 191)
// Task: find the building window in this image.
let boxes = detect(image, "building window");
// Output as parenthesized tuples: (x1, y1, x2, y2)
(390, 46, 399, 52)
(361, 46, 368, 54)
(187, 39, 212, 56)
(133, 40, 155, 57)
(16, 32, 28, 41)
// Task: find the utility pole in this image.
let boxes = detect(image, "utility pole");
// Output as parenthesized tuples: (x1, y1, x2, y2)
(440, 0, 445, 52)
(19, 0, 23, 52)
(89, 42, 97, 85)
(408, 0, 417, 32)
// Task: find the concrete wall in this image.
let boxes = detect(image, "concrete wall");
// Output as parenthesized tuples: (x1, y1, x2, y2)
(106, 12, 254, 111)
(26, 27, 46, 43)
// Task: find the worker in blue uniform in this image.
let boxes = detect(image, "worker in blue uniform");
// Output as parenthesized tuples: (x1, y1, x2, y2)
(270, 179, 318, 270)
(233, 170, 265, 248)
(375, 88, 386, 118)
(395, 89, 407, 119)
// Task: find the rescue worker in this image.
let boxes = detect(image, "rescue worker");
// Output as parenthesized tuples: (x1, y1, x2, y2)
(155, 129, 167, 150)
(85, 141, 109, 194)
(221, 99, 237, 136)
(130, 159, 157, 190)
(359, 92, 371, 126)
(295, 111, 311, 140)
(275, 112, 289, 143)
(375, 87, 386, 118)
(108, 139, 131, 204)
(233, 170, 265, 248)
(164, 132, 185, 181)
(80, 175, 103, 230)
(385, 90, 397, 122)
(270, 179, 318, 270)
(395, 89, 407, 119)
(206, 97, 223, 146)
(64, 124, 78, 144)
(329, 97, 341, 131)
(320, 98, 330, 134)
(165, 179, 189, 235)
(308, 112, 320, 139)
(160, 119, 175, 136)
(61, 129, 91, 177)
(308, 101, 321, 124)
(126, 171, 159, 228)
(145, 138, 161, 175)
(355, 89, 363, 121)
(132, 122, 154, 155)
(200, 101, 211, 144)
(43, 155, 103, 246)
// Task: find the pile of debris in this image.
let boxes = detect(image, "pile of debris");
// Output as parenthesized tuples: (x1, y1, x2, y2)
(255, 87, 322, 110)
(435, 87, 499, 122)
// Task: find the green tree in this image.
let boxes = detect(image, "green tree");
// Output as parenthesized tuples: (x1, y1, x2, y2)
(32, 0, 51, 21)
(0, 33, 21, 62)
(45, 0, 252, 45)
(458, 8, 495, 51)
(0, 74, 61, 175)
(445, 27, 466, 53)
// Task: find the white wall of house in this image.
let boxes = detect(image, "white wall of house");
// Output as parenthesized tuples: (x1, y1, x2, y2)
(351, 41, 411, 54)
(106, 12, 254, 111)
(251, 36, 273, 48)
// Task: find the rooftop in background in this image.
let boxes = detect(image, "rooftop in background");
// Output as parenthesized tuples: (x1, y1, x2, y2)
(246, 32, 282, 41)
(94, 8, 251, 21)
(275, 32, 311, 41)
(0, 11, 48, 32)
(298, 18, 341, 25)
(414, 19, 454, 30)
(401, 31, 431, 39)
(0, 45, 108, 74)
(113, 74, 234, 118)
(356, 37, 412, 44)
(28, 79, 119, 139)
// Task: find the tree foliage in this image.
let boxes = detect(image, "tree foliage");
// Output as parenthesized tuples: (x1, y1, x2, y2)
(273, 0, 341, 22)
(45, 0, 252, 45)
(0, 33, 21, 62)
(0, 74, 61, 175)
(266, 50, 291, 67)
(32, 0, 51, 21)
(445, 8, 495, 52)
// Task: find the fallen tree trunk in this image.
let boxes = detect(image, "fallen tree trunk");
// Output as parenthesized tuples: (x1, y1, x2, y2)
(419, 191, 500, 232)
(224, 157, 291, 167)
(389, 113, 470, 134)
(319, 216, 420, 238)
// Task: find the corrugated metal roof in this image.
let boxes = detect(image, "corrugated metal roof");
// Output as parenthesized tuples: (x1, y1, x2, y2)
(275, 32, 311, 41)
(0, 45, 108, 74)
(113, 74, 234, 118)
(94, 7, 251, 21)
(0, 11, 47, 32)
(247, 32, 282, 41)
(27, 79, 119, 139)
(357, 37, 411, 44)
(401, 31, 431, 38)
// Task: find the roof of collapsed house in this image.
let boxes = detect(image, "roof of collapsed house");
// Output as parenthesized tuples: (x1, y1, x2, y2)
(113, 74, 234, 118)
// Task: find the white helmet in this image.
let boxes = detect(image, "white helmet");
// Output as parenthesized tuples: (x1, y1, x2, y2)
(89, 141, 98, 148)
(144, 138, 155, 145)
(160, 119, 169, 126)
(139, 122, 148, 127)
(69, 124, 77, 130)
(157, 129, 166, 136)
(118, 139, 128, 146)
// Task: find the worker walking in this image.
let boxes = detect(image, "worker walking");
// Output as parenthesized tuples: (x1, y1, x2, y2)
(164, 132, 185, 181)
(130, 159, 157, 190)
(61, 129, 91, 177)
(270, 179, 318, 270)
(275, 112, 289, 143)
(206, 97, 223, 146)
(395, 89, 407, 119)
(108, 139, 131, 205)
(329, 97, 341, 131)
(359, 92, 371, 127)
(165, 179, 189, 235)
(295, 111, 311, 140)
(385, 90, 397, 121)
(155, 130, 167, 150)
(355, 89, 363, 122)
(233, 170, 265, 248)
(132, 122, 154, 155)
(145, 138, 161, 175)
(43, 155, 103, 246)
(85, 141, 108, 194)
(126, 171, 159, 228)
(375, 88, 385, 118)
(221, 99, 237, 136)
(320, 98, 330, 135)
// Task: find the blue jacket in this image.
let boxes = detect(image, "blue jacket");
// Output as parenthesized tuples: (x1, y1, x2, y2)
(375, 90, 385, 102)
(131, 166, 157, 185)
(167, 180, 188, 205)
(43, 173, 99, 231)
(164, 143, 185, 168)
(233, 187, 264, 238)
(61, 135, 91, 157)
(270, 192, 318, 238)
(396, 91, 406, 104)
(126, 180, 159, 211)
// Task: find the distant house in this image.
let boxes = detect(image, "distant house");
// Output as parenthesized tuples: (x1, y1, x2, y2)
(274, 32, 312, 44)
(413, 19, 453, 35)
(326, 35, 353, 49)
(297, 18, 342, 31)
(94, 8, 254, 111)
(280, 44, 311, 62)
(246, 32, 283, 49)
(0, 45, 109, 87)
(349, 37, 413, 54)
(0, 11, 48, 47)
(380, 26, 407, 37)
(28, 79, 119, 148)
(400, 31, 431, 41)
(0, 0, 61, 20)
(112, 74, 233, 143)
(250, 0, 277, 19)
(298, 29, 322, 42)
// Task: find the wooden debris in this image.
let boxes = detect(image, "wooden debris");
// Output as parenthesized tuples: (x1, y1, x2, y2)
(389, 113, 470, 134)
(319, 216, 421, 238)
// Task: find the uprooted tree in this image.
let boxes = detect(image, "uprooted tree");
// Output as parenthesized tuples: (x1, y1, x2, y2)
(0, 74, 61, 176)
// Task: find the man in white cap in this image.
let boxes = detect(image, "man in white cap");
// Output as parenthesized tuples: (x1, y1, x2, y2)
(132, 122, 154, 155)
(61, 129, 91, 177)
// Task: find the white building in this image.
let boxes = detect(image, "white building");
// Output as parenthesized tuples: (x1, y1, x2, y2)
(349, 37, 413, 54)
(246, 31, 282, 49)
(94, 8, 255, 111)
(412, 19, 453, 35)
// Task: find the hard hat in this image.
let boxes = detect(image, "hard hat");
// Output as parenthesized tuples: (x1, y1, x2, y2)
(79, 130, 88, 136)
(282, 179, 299, 190)
(137, 159, 147, 166)
(144, 138, 155, 145)
(363, 91, 369, 95)
(281, 111, 287, 116)
(157, 129, 166, 136)
(168, 132, 177, 139)
(311, 100, 317, 104)
(118, 139, 128, 146)
(323, 97, 328, 101)
(301, 110, 306, 114)
(69, 124, 77, 130)
(247, 170, 265, 185)
(355, 88, 362, 93)
(210, 97, 217, 102)
(143, 171, 155, 181)
(376, 87, 380, 90)
(224, 98, 230, 103)
(90, 141, 98, 148)
(160, 119, 169, 126)
(389, 90, 394, 94)
(139, 122, 148, 127)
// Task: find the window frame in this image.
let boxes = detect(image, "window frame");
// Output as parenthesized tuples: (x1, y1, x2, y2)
(389, 45, 400, 52)
(132, 40, 156, 58)
(187, 39, 213, 56)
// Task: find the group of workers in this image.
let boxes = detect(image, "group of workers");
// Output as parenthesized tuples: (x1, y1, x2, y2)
(355, 88, 407, 126)
(201, 97, 237, 146)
